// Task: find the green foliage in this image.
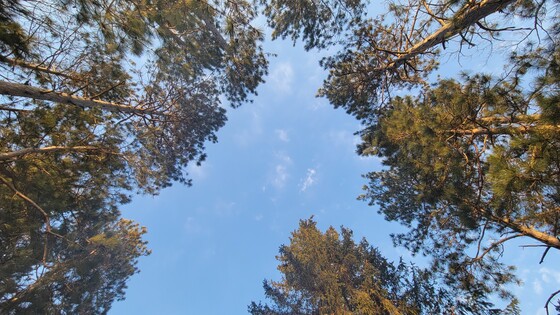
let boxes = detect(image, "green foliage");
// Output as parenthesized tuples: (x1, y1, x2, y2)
(262, 0, 559, 311)
(358, 52, 559, 307)
(0, 0, 268, 312)
(0, 219, 149, 314)
(259, 0, 366, 50)
(249, 218, 454, 315)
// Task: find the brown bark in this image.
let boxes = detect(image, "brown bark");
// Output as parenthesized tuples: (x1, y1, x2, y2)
(385, 0, 516, 70)
(0, 80, 159, 115)
(478, 114, 541, 124)
(499, 217, 560, 250)
(0, 146, 110, 162)
(0, 55, 80, 80)
(447, 124, 560, 136)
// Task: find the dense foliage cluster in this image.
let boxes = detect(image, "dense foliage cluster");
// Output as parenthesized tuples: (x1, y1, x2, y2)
(262, 0, 559, 312)
(0, 0, 267, 312)
(249, 219, 454, 315)
(2, 0, 559, 312)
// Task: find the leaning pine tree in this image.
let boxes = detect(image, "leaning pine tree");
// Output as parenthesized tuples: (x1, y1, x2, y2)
(261, 0, 559, 312)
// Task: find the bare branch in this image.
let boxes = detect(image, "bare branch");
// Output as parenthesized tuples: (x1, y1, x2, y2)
(539, 246, 551, 264)
(471, 233, 523, 263)
(546, 289, 560, 315)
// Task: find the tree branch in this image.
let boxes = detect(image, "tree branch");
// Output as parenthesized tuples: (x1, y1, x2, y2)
(546, 289, 560, 315)
(384, 0, 515, 70)
(0, 80, 162, 115)
(446, 124, 560, 136)
(470, 205, 560, 250)
(539, 246, 551, 264)
(0, 146, 114, 162)
(0, 174, 51, 264)
(0, 55, 81, 81)
(471, 233, 523, 263)
(498, 216, 560, 250)
(478, 114, 541, 124)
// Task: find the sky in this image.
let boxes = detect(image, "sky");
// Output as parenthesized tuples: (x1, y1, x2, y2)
(110, 15, 560, 315)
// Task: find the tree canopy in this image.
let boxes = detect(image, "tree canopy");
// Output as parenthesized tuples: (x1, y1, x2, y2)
(0, 0, 267, 312)
(262, 0, 559, 311)
(249, 218, 457, 315)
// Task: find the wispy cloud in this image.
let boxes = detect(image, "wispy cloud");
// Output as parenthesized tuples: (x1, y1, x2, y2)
(270, 152, 292, 189)
(275, 129, 289, 142)
(539, 267, 560, 284)
(273, 165, 289, 189)
(533, 280, 543, 295)
(269, 62, 294, 93)
(300, 168, 317, 192)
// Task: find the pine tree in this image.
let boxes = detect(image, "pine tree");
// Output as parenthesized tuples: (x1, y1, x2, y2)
(249, 218, 458, 315)
(261, 0, 559, 310)
(1, 0, 268, 312)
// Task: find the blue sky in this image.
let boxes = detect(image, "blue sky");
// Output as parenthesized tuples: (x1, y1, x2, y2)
(110, 18, 560, 315)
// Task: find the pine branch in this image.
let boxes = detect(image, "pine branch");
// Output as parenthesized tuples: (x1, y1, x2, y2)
(478, 114, 541, 124)
(546, 289, 560, 315)
(0, 80, 163, 115)
(0, 55, 81, 81)
(446, 124, 560, 136)
(0, 174, 52, 265)
(0, 146, 115, 162)
(496, 215, 560, 250)
(383, 0, 515, 71)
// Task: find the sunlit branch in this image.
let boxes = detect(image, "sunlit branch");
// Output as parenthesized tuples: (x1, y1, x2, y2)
(0, 80, 163, 115)
(0, 146, 114, 162)
(0, 55, 81, 81)
(382, 0, 515, 71)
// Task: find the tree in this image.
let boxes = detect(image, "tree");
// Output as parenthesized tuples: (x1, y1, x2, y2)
(1, 0, 268, 312)
(261, 0, 559, 311)
(249, 218, 459, 315)
(1, 0, 267, 191)
(359, 69, 559, 312)
(261, 0, 553, 119)
(0, 219, 149, 314)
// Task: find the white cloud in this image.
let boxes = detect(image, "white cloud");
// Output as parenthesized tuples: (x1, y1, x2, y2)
(300, 168, 317, 192)
(539, 267, 560, 284)
(270, 152, 292, 189)
(275, 129, 289, 142)
(269, 62, 294, 93)
(533, 280, 543, 295)
(273, 164, 289, 189)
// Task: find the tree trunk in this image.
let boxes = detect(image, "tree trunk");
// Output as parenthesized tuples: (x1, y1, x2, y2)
(385, 0, 516, 70)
